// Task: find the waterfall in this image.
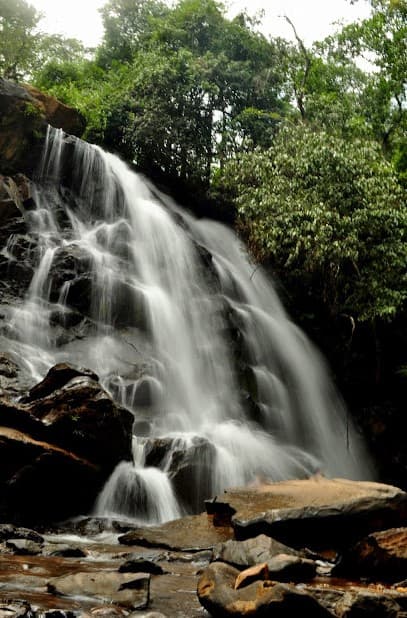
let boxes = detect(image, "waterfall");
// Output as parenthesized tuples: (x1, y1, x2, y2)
(2, 127, 373, 522)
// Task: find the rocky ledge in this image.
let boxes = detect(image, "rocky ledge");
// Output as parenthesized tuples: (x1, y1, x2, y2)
(0, 77, 85, 176)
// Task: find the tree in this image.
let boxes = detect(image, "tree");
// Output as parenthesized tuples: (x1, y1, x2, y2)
(220, 125, 407, 325)
(337, 0, 407, 151)
(1, 0, 86, 82)
(97, 0, 168, 67)
(0, 0, 41, 80)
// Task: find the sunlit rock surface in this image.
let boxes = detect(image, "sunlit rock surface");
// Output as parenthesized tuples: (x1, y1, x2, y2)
(206, 477, 407, 549)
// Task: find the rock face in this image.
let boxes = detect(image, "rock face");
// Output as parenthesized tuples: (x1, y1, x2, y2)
(0, 363, 133, 523)
(0, 77, 85, 176)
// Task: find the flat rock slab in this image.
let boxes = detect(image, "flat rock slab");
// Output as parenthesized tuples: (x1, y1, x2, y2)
(119, 513, 233, 551)
(208, 478, 407, 549)
(48, 571, 150, 610)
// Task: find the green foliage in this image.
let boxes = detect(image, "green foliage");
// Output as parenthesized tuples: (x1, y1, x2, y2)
(97, 0, 169, 66)
(337, 0, 407, 150)
(220, 125, 407, 323)
(34, 58, 129, 144)
(38, 0, 288, 191)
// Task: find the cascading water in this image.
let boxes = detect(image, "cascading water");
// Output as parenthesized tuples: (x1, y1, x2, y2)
(1, 127, 373, 524)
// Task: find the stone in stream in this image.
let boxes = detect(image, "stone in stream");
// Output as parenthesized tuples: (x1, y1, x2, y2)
(119, 558, 165, 575)
(212, 533, 303, 566)
(0, 523, 44, 544)
(212, 533, 317, 582)
(119, 513, 233, 552)
(46, 545, 87, 558)
(197, 561, 332, 617)
(5, 538, 43, 555)
(0, 600, 33, 617)
(47, 571, 150, 611)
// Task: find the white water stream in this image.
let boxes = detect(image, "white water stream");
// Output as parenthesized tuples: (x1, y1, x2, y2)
(2, 127, 373, 524)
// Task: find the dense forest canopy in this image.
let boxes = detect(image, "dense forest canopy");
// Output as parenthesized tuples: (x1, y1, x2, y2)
(0, 0, 406, 393)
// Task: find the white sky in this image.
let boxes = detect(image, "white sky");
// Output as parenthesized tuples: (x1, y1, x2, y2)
(30, 0, 371, 48)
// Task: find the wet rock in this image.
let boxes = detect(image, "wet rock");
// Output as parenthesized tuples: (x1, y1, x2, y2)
(0, 175, 23, 223)
(23, 363, 99, 403)
(0, 600, 33, 617)
(129, 613, 167, 618)
(48, 571, 150, 610)
(144, 435, 216, 512)
(0, 354, 32, 398)
(88, 609, 127, 617)
(48, 245, 93, 316)
(31, 377, 132, 471)
(119, 513, 233, 552)
(197, 561, 332, 617)
(209, 478, 407, 550)
(41, 609, 80, 618)
(308, 584, 407, 618)
(118, 558, 164, 575)
(46, 545, 87, 558)
(0, 354, 19, 380)
(213, 533, 302, 567)
(0, 523, 44, 544)
(5, 538, 43, 555)
(17, 368, 133, 478)
(334, 527, 407, 582)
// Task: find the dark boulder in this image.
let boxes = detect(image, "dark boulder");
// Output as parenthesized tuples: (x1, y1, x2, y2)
(0, 363, 133, 523)
(144, 435, 215, 512)
(0, 523, 43, 543)
(212, 534, 317, 582)
(334, 527, 407, 582)
(0, 77, 84, 177)
(27, 375, 133, 472)
(22, 362, 99, 403)
(0, 426, 99, 523)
